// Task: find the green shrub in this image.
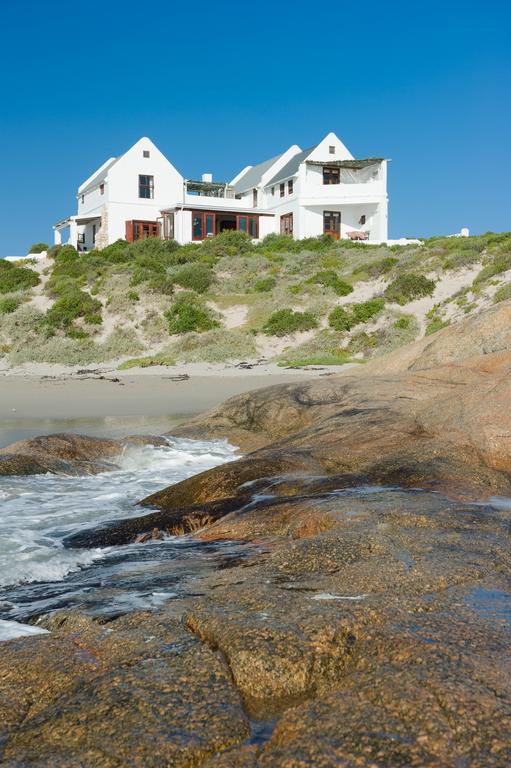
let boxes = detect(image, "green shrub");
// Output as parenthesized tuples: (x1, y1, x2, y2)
(45, 290, 102, 330)
(46, 244, 62, 259)
(262, 309, 318, 336)
(201, 230, 254, 259)
(473, 251, 511, 284)
(28, 242, 48, 254)
(307, 270, 353, 296)
(0, 296, 21, 315)
(393, 314, 413, 329)
(165, 292, 219, 334)
(128, 290, 140, 302)
(425, 317, 450, 336)
(350, 297, 385, 324)
(173, 263, 214, 293)
(328, 297, 385, 331)
(0, 260, 40, 294)
(384, 273, 436, 304)
(253, 276, 277, 293)
(494, 283, 511, 303)
(328, 306, 352, 331)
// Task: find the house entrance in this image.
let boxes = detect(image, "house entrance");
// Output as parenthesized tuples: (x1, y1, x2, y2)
(323, 211, 341, 239)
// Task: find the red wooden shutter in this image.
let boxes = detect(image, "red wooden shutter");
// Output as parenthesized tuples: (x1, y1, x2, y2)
(125, 220, 133, 242)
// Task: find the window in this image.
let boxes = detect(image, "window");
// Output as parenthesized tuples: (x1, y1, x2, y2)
(81, 194, 84, 204)
(323, 166, 340, 185)
(143, 150, 150, 158)
(271, 186, 275, 196)
(280, 213, 293, 236)
(329, 145, 335, 154)
(249, 216, 258, 238)
(127, 220, 160, 241)
(359, 214, 366, 226)
(253, 188, 258, 207)
(99, 183, 104, 195)
(280, 183, 285, 197)
(139, 174, 154, 199)
(92, 224, 97, 244)
(288, 179, 293, 195)
(192, 212, 204, 240)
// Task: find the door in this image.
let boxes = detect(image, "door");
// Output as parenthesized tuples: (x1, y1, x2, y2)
(280, 213, 293, 236)
(323, 211, 341, 240)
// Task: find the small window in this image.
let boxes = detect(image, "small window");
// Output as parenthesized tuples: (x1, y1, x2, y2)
(99, 183, 104, 195)
(280, 183, 285, 197)
(143, 150, 150, 158)
(329, 145, 335, 154)
(253, 188, 258, 207)
(139, 174, 154, 199)
(81, 194, 84, 204)
(359, 214, 366, 226)
(271, 186, 275, 196)
(288, 179, 293, 195)
(323, 167, 340, 185)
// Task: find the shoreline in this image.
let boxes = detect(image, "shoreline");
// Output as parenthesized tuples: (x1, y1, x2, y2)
(0, 362, 356, 447)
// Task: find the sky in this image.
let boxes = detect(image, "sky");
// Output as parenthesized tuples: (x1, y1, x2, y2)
(0, 0, 509, 255)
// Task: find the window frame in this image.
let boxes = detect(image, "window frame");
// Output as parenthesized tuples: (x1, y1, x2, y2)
(288, 179, 293, 195)
(322, 166, 340, 185)
(279, 183, 285, 197)
(138, 174, 155, 199)
(99, 183, 104, 195)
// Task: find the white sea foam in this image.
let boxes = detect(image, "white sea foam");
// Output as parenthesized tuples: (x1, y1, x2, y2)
(0, 437, 237, 589)
(0, 618, 49, 641)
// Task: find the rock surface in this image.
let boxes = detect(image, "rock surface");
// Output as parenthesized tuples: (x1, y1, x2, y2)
(0, 432, 169, 476)
(2, 301, 511, 765)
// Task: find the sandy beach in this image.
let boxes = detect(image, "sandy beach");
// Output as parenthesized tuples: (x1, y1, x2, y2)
(0, 362, 352, 447)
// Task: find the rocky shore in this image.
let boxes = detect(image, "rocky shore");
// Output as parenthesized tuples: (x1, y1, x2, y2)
(1, 301, 511, 766)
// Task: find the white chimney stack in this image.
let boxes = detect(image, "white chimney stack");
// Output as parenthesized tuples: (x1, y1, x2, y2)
(202, 173, 213, 183)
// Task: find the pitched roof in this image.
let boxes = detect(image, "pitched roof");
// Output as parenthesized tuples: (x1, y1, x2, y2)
(231, 152, 284, 192)
(265, 145, 318, 186)
(78, 157, 118, 195)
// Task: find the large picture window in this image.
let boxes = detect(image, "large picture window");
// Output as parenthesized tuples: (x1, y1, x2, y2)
(139, 174, 154, 199)
(192, 211, 259, 240)
(322, 166, 340, 185)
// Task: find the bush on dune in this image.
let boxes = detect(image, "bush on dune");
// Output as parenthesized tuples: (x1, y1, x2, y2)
(28, 242, 48, 254)
(45, 290, 102, 332)
(262, 309, 318, 336)
(0, 260, 40, 294)
(306, 270, 353, 296)
(173, 263, 214, 293)
(384, 273, 435, 304)
(328, 297, 385, 331)
(0, 296, 22, 315)
(165, 292, 219, 334)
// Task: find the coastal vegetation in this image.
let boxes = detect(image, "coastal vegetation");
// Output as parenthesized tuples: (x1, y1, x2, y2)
(0, 230, 509, 366)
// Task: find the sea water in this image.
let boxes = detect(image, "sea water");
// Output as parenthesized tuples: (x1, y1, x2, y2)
(0, 437, 241, 639)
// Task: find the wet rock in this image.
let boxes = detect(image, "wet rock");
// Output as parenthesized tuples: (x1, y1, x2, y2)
(0, 433, 124, 476)
(139, 448, 324, 510)
(0, 612, 249, 766)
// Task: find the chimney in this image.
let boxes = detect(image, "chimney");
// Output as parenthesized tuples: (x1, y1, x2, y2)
(202, 173, 213, 183)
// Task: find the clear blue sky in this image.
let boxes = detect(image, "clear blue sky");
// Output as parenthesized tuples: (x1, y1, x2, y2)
(0, 0, 509, 255)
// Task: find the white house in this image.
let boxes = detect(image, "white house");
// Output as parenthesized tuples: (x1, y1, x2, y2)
(53, 133, 388, 248)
